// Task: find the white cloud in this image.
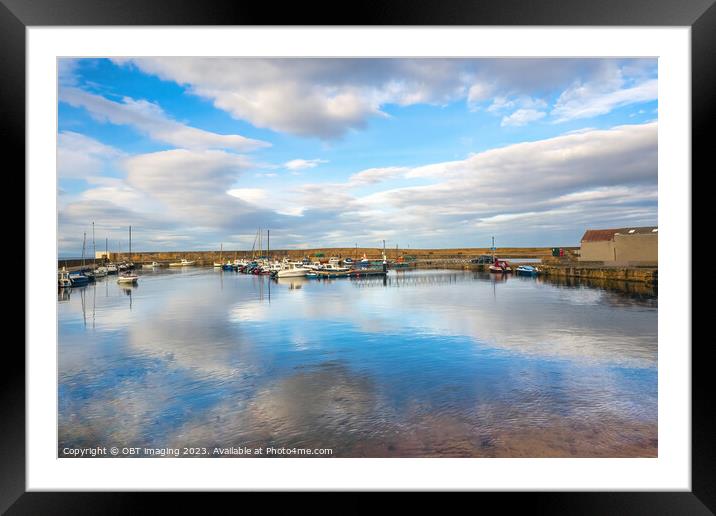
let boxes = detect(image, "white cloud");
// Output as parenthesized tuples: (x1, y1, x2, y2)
(123, 149, 257, 226)
(284, 158, 328, 170)
(226, 188, 268, 204)
(278, 122, 657, 246)
(467, 82, 493, 104)
(59, 87, 270, 152)
(552, 73, 657, 122)
(348, 166, 408, 186)
(59, 121, 658, 253)
(115, 58, 656, 139)
(58, 131, 124, 178)
(501, 108, 546, 127)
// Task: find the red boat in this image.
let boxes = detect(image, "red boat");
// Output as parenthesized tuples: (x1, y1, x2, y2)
(489, 258, 512, 273)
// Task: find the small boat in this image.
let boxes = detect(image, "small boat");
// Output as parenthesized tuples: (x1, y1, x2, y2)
(68, 271, 90, 286)
(214, 243, 225, 267)
(343, 257, 354, 265)
(322, 263, 350, 273)
(106, 263, 118, 274)
(118, 262, 134, 271)
(145, 261, 160, 268)
(117, 272, 139, 284)
(58, 268, 72, 288)
(169, 258, 195, 267)
(390, 260, 410, 269)
(94, 266, 108, 277)
(276, 262, 308, 278)
(317, 269, 351, 278)
(515, 265, 539, 276)
(489, 259, 512, 273)
(305, 271, 319, 278)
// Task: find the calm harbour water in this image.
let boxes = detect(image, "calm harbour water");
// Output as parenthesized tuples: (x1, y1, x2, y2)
(58, 268, 657, 457)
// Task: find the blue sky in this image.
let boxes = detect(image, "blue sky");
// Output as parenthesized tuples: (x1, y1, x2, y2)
(57, 58, 657, 256)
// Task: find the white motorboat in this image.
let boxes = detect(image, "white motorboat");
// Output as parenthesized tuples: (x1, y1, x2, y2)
(169, 258, 195, 267)
(94, 266, 108, 277)
(276, 262, 308, 278)
(307, 261, 324, 271)
(106, 263, 118, 274)
(58, 268, 72, 288)
(117, 272, 139, 284)
(322, 263, 349, 272)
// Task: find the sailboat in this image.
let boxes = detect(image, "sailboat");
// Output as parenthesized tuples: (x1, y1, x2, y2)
(126, 226, 135, 270)
(104, 237, 118, 274)
(214, 243, 224, 267)
(76, 232, 95, 283)
(487, 237, 512, 273)
(58, 267, 72, 288)
(117, 226, 139, 283)
(91, 222, 107, 277)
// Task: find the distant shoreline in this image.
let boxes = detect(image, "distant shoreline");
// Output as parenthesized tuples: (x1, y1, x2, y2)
(60, 246, 578, 262)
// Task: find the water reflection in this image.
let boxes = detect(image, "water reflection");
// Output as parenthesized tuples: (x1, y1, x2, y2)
(58, 268, 657, 457)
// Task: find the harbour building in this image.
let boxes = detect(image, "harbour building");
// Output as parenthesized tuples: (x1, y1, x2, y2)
(579, 226, 658, 265)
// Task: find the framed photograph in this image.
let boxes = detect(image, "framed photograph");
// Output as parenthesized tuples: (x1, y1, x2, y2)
(7, 0, 709, 510)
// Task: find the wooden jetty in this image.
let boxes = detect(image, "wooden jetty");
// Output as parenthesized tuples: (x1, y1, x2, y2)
(315, 268, 388, 279)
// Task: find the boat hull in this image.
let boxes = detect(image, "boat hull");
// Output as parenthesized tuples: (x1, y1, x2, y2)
(169, 261, 196, 267)
(276, 269, 307, 278)
(69, 275, 90, 286)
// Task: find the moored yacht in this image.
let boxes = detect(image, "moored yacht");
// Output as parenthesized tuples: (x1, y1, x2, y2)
(58, 268, 72, 288)
(322, 263, 349, 272)
(169, 258, 196, 267)
(117, 272, 139, 284)
(68, 271, 90, 286)
(276, 262, 308, 278)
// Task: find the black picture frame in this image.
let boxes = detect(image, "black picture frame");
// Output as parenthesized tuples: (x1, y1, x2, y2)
(4, 0, 708, 511)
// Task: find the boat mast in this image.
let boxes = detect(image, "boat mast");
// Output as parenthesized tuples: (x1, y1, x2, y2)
(492, 236, 495, 262)
(267, 229, 270, 260)
(92, 221, 96, 266)
(105, 236, 108, 263)
(82, 232, 86, 267)
(129, 226, 132, 263)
